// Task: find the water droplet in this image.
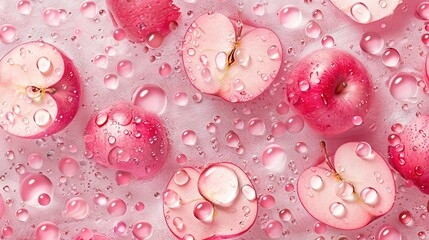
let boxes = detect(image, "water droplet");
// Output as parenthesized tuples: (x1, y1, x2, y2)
(356, 142, 373, 159)
(321, 35, 335, 48)
(352, 116, 363, 126)
(382, 48, 400, 67)
(335, 181, 355, 201)
(193, 201, 214, 223)
(43, 8, 61, 26)
(225, 131, 240, 148)
(163, 189, 181, 208)
(159, 63, 172, 77)
(247, 118, 265, 136)
(417, 2, 429, 20)
(20, 173, 53, 206)
(259, 194, 276, 209)
(312, 9, 324, 20)
(174, 92, 189, 106)
(38, 193, 51, 206)
(360, 187, 379, 206)
(389, 73, 418, 101)
(279, 5, 302, 28)
(116, 60, 134, 77)
(146, 32, 164, 49)
(107, 198, 127, 217)
(93, 54, 107, 68)
(329, 202, 346, 218)
(62, 197, 89, 220)
(267, 45, 281, 60)
(58, 156, 80, 177)
(399, 211, 413, 226)
(351, 2, 371, 23)
(377, 224, 402, 240)
(314, 221, 327, 234)
(132, 221, 153, 239)
(310, 175, 323, 190)
(108, 147, 131, 163)
(80, 1, 97, 18)
(15, 208, 29, 222)
(103, 73, 119, 90)
(17, 0, 32, 15)
(33, 109, 52, 127)
(132, 84, 167, 116)
(242, 184, 256, 201)
(285, 115, 304, 133)
(234, 48, 250, 67)
(36, 222, 60, 240)
(360, 32, 384, 55)
(264, 220, 283, 239)
(252, 2, 265, 16)
(173, 170, 189, 186)
(305, 20, 321, 38)
(0, 24, 16, 43)
(279, 208, 292, 221)
(261, 144, 287, 171)
(113, 28, 127, 41)
(215, 52, 227, 70)
(173, 217, 184, 230)
(199, 165, 239, 207)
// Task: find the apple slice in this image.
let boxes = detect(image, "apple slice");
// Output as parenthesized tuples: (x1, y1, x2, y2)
(297, 142, 395, 230)
(388, 116, 429, 194)
(0, 41, 81, 138)
(106, 0, 180, 43)
(286, 49, 373, 135)
(163, 162, 257, 239)
(329, 0, 401, 24)
(182, 12, 282, 102)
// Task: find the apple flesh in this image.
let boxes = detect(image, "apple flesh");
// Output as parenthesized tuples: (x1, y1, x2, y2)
(286, 49, 373, 135)
(106, 0, 180, 43)
(297, 142, 395, 230)
(84, 101, 168, 179)
(330, 0, 400, 24)
(163, 162, 258, 239)
(182, 12, 283, 102)
(388, 116, 429, 194)
(0, 41, 81, 138)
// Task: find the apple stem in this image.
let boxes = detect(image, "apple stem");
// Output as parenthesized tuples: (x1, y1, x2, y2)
(335, 82, 347, 94)
(319, 141, 337, 174)
(44, 87, 56, 94)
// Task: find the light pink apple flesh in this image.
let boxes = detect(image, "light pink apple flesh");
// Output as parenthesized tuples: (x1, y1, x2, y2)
(329, 0, 400, 24)
(297, 142, 395, 230)
(0, 41, 80, 138)
(182, 12, 282, 102)
(163, 162, 258, 239)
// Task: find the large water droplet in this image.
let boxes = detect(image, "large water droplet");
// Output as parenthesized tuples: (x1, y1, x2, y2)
(261, 144, 287, 171)
(163, 189, 181, 208)
(199, 165, 239, 207)
(335, 181, 355, 201)
(351, 3, 371, 23)
(264, 220, 283, 239)
(181, 130, 197, 146)
(193, 201, 214, 223)
(174, 170, 190, 186)
(360, 187, 379, 206)
(305, 20, 321, 38)
(241, 184, 256, 201)
(355, 142, 374, 159)
(329, 202, 346, 218)
(389, 73, 418, 102)
(381, 48, 400, 67)
(360, 32, 384, 55)
(17, 0, 32, 15)
(132, 84, 167, 116)
(309, 175, 323, 191)
(33, 109, 52, 127)
(279, 5, 302, 29)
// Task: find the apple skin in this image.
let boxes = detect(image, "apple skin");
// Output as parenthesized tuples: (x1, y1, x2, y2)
(163, 162, 258, 240)
(181, 12, 283, 102)
(0, 41, 81, 139)
(84, 101, 168, 179)
(388, 116, 429, 194)
(106, 0, 180, 43)
(286, 49, 373, 135)
(297, 142, 395, 230)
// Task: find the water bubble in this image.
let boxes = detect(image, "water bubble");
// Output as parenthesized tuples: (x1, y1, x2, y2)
(93, 193, 108, 205)
(279, 208, 292, 221)
(116, 60, 134, 77)
(314, 222, 327, 234)
(279, 5, 302, 28)
(234, 48, 250, 67)
(80, 1, 97, 18)
(417, 2, 429, 20)
(20, 173, 53, 206)
(115, 171, 132, 186)
(159, 63, 172, 77)
(335, 181, 355, 201)
(132, 84, 167, 116)
(0, 24, 16, 43)
(309, 175, 323, 190)
(355, 142, 373, 159)
(35, 222, 60, 240)
(193, 201, 214, 223)
(377, 225, 402, 240)
(103, 74, 119, 90)
(135, 202, 145, 211)
(163, 189, 181, 208)
(43, 8, 61, 26)
(247, 118, 266, 136)
(360, 187, 379, 206)
(199, 165, 239, 207)
(28, 153, 43, 169)
(261, 144, 287, 171)
(113, 28, 127, 41)
(181, 130, 197, 146)
(62, 197, 89, 220)
(276, 102, 289, 115)
(360, 32, 384, 55)
(93, 54, 107, 68)
(146, 32, 164, 49)
(113, 221, 127, 235)
(175, 153, 187, 164)
(285, 115, 304, 133)
(17, 0, 32, 15)
(174, 92, 189, 106)
(267, 45, 281, 60)
(321, 35, 335, 48)
(132, 221, 153, 239)
(173, 217, 184, 230)
(16, 208, 29, 222)
(225, 131, 240, 148)
(312, 9, 324, 20)
(38, 193, 51, 206)
(107, 198, 127, 217)
(351, 3, 371, 23)
(215, 52, 227, 70)
(108, 147, 131, 164)
(399, 211, 413, 226)
(295, 142, 308, 154)
(389, 73, 418, 101)
(329, 202, 346, 218)
(252, 2, 265, 16)
(242, 184, 256, 201)
(305, 20, 321, 38)
(259, 194, 276, 209)
(173, 170, 189, 186)
(382, 48, 400, 67)
(264, 220, 283, 239)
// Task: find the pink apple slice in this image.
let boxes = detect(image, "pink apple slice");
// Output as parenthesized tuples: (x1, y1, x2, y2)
(182, 12, 282, 102)
(163, 162, 258, 239)
(0, 41, 81, 138)
(329, 0, 401, 24)
(297, 142, 395, 230)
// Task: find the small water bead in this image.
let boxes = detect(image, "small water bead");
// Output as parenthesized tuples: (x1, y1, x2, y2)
(285, 115, 304, 133)
(17, 0, 32, 15)
(271, 122, 286, 137)
(206, 122, 217, 134)
(116, 60, 134, 77)
(108, 147, 131, 163)
(267, 45, 281, 60)
(163, 189, 181, 208)
(16, 208, 29, 222)
(312, 9, 324, 20)
(63, 197, 89, 220)
(135, 201, 145, 212)
(115, 171, 132, 186)
(389, 73, 418, 101)
(28, 153, 43, 169)
(37, 57, 52, 75)
(242, 185, 256, 201)
(104, 46, 116, 56)
(58, 156, 80, 177)
(173, 217, 184, 230)
(132, 221, 153, 239)
(183, 234, 196, 240)
(2, 226, 13, 238)
(417, 2, 429, 20)
(261, 144, 287, 171)
(93, 193, 108, 205)
(321, 35, 335, 48)
(159, 63, 172, 77)
(80, 1, 97, 18)
(43, 8, 61, 26)
(107, 198, 127, 217)
(279, 5, 302, 28)
(295, 142, 308, 154)
(351, 3, 371, 23)
(276, 102, 289, 115)
(173, 170, 189, 186)
(132, 84, 167, 116)
(309, 175, 323, 190)
(335, 181, 355, 201)
(38, 193, 51, 206)
(199, 165, 239, 206)
(299, 80, 310, 91)
(355, 142, 373, 159)
(247, 118, 266, 136)
(181, 130, 197, 146)
(174, 92, 189, 106)
(382, 48, 400, 67)
(259, 194, 276, 209)
(0, 25, 16, 43)
(79, 228, 93, 240)
(146, 32, 164, 49)
(305, 20, 321, 38)
(193, 201, 214, 223)
(329, 202, 346, 218)
(94, 54, 108, 68)
(360, 187, 379, 206)
(264, 220, 283, 239)
(35, 222, 60, 240)
(388, 134, 401, 146)
(352, 116, 363, 126)
(33, 109, 52, 127)
(252, 2, 265, 16)
(113, 221, 127, 235)
(113, 28, 127, 41)
(225, 131, 240, 148)
(313, 222, 327, 234)
(360, 32, 384, 55)
(391, 123, 403, 133)
(399, 211, 413, 226)
(377, 225, 402, 240)
(175, 153, 187, 164)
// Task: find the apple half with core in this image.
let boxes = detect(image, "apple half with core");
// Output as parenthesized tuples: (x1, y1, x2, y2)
(287, 49, 373, 135)
(0, 41, 81, 138)
(182, 12, 283, 102)
(330, 0, 400, 24)
(163, 162, 258, 239)
(297, 141, 395, 230)
(388, 116, 429, 194)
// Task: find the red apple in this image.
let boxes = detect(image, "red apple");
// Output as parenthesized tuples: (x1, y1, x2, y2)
(182, 12, 283, 102)
(106, 0, 180, 43)
(84, 101, 168, 179)
(297, 141, 395, 230)
(330, 0, 400, 24)
(286, 49, 373, 135)
(163, 162, 257, 239)
(0, 41, 81, 138)
(388, 116, 429, 194)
